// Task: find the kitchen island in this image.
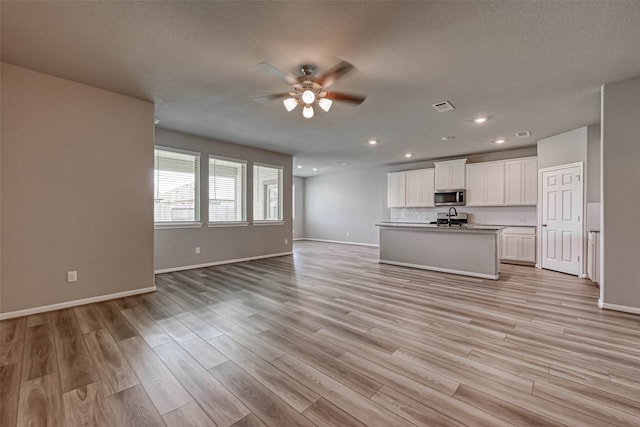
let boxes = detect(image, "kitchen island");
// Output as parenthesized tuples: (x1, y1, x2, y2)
(376, 222, 503, 279)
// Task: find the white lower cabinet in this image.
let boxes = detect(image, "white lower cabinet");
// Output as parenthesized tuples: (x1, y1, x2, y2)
(501, 227, 536, 263)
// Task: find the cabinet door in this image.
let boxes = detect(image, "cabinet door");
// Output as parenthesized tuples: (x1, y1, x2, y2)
(435, 163, 451, 191)
(522, 158, 538, 205)
(485, 162, 505, 206)
(406, 169, 435, 207)
(518, 235, 536, 262)
(435, 159, 466, 190)
(416, 168, 435, 207)
(505, 158, 537, 206)
(405, 170, 422, 207)
(387, 172, 406, 207)
(501, 234, 519, 260)
(450, 160, 466, 189)
(465, 164, 486, 206)
(504, 160, 523, 205)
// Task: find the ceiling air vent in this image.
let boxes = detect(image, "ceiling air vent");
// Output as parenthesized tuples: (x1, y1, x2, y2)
(516, 131, 531, 138)
(432, 101, 455, 113)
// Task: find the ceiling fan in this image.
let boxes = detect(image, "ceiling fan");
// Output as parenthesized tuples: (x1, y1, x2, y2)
(256, 60, 366, 118)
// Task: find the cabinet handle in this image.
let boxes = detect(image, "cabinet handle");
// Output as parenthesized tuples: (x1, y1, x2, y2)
(542, 224, 547, 227)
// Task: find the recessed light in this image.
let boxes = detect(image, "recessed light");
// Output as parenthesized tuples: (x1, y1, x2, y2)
(474, 117, 487, 124)
(335, 161, 347, 166)
(312, 168, 318, 171)
(404, 153, 413, 158)
(441, 136, 455, 141)
(154, 119, 160, 125)
(297, 165, 302, 169)
(368, 139, 378, 145)
(495, 139, 505, 144)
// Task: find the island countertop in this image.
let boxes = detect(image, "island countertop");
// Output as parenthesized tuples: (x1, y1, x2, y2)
(376, 222, 504, 232)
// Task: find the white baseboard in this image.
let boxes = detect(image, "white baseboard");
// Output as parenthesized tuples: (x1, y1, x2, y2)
(379, 259, 499, 280)
(599, 301, 640, 315)
(154, 251, 293, 274)
(0, 286, 157, 320)
(297, 238, 379, 248)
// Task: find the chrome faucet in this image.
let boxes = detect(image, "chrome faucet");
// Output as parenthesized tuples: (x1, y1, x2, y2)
(447, 207, 458, 226)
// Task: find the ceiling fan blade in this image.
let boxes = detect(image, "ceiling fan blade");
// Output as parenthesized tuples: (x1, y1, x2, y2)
(258, 62, 298, 85)
(316, 60, 356, 88)
(324, 91, 367, 105)
(253, 93, 293, 103)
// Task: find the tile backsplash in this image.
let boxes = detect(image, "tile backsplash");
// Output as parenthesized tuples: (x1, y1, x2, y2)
(391, 205, 537, 226)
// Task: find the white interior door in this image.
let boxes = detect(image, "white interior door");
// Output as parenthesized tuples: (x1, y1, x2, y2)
(540, 164, 583, 275)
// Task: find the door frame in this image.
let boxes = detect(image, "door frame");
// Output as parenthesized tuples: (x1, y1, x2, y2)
(536, 162, 585, 276)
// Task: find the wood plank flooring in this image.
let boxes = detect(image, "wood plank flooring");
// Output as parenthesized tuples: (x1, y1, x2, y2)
(2, 241, 640, 426)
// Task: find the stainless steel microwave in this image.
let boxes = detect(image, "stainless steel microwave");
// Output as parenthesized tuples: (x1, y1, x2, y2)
(434, 190, 466, 206)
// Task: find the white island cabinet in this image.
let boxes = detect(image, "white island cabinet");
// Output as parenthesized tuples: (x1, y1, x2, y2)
(376, 223, 503, 280)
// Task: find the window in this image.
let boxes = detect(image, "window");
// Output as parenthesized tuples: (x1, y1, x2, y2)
(154, 147, 200, 223)
(209, 156, 246, 223)
(253, 164, 283, 222)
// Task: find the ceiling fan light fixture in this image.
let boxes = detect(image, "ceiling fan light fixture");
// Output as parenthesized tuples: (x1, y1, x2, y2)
(301, 90, 316, 104)
(318, 98, 333, 112)
(283, 97, 298, 112)
(303, 105, 314, 118)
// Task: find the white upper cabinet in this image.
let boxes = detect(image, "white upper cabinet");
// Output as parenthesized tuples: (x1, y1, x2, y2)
(434, 159, 467, 190)
(465, 161, 505, 206)
(387, 172, 406, 207)
(405, 168, 435, 207)
(504, 157, 537, 205)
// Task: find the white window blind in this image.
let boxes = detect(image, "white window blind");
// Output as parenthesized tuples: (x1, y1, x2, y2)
(209, 156, 246, 222)
(253, 164, 283, 221)
(154, 147, 200, 223)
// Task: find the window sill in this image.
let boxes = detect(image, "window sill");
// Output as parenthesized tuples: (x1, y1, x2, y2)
(208, 221, 249, 228)
(155, 222, 203, 230)
(253, 220, 285, 226)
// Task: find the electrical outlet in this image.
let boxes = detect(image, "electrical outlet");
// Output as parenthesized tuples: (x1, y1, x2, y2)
(284, 238, 288, 244)
(67, 271, 77, 283)
(195, 247, 201, 254)
(346, 232, 350, 237)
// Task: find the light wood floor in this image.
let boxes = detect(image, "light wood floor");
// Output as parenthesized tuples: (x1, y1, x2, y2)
(2, 241, 640, 426)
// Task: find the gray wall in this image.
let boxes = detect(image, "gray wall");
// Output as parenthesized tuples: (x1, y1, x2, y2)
(586, 123, 601, 203)
(154, 128, 293, 271)
(601, 76, 640, 310)
(293, 176, 305, 239)
(537, 124, 602, 204)
(304, 147, 537, 246)
(1, 63, 155, 314)
(537, 127, 588, 169)
(305, 167, 388, 245)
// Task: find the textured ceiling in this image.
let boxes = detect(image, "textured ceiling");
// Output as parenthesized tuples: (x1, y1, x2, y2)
(2, 1, 640, 177)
